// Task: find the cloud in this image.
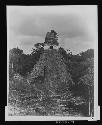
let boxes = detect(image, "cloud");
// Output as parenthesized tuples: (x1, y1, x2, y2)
(10, 13, 91, 40)
(63, 37, 94, 54)
(7, 5, 97, 54)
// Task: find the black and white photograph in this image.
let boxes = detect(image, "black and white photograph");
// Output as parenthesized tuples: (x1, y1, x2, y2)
(6, 5, 99, 121)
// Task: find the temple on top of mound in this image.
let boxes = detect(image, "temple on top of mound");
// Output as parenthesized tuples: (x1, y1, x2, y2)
(44, 30, 59, 50)
(28, 30, 74, 95)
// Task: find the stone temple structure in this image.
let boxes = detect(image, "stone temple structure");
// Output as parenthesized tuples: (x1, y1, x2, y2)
(28, 30, 74, 96)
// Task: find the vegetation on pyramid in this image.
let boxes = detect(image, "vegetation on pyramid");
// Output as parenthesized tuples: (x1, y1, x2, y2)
(28, 49, 74, 95)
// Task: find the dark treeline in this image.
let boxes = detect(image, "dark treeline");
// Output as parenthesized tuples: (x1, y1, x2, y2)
(9, 46, 44, 77)
(9, 46, 94, 81)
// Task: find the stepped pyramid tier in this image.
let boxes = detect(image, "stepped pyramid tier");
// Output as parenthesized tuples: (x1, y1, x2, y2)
(28, 49, 74, 95)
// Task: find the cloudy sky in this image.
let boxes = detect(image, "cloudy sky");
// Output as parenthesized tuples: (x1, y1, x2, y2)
(7, 5, 97, 54)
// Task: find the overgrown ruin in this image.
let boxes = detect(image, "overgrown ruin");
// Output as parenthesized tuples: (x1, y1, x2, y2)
(28, 30, 74, 96)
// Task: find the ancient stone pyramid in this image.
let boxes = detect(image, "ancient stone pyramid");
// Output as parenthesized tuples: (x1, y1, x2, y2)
(28, 48, 74, 95)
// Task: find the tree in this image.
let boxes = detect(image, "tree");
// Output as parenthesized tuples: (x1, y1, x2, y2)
(31, 43, 44, 55)
(78, 58, 94, 87)
(9, 47, 23, 75)
(44, 30, 59, 48)
(9, 47, 23, 57)
(80, 49, 94, 61)
(34, 43, 44, 50)
(58, 47, 67, 61)
(77, 58, 94, 116)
